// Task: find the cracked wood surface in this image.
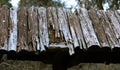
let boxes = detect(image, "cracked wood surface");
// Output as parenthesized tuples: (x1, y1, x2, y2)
(88, 10, 109, 47)
(0, 5, 9, 50)
(0, 6, 120, 54)
(17, 7, 28, 51)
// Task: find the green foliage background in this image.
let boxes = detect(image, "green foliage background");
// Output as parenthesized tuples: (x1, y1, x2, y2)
(0, 0, 12, 7)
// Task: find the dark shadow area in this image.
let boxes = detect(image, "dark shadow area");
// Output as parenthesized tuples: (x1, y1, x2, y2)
(111, 47, 120, 63)
(1, 45, 120, 70)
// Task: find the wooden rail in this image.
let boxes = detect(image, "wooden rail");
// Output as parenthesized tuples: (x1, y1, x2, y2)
(0, 5, 120, 55)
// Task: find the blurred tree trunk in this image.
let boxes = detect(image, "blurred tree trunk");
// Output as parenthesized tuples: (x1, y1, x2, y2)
(19, 0, 25, 7)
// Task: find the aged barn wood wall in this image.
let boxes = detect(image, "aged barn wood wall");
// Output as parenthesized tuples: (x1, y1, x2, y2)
(0, 5, 120, 55)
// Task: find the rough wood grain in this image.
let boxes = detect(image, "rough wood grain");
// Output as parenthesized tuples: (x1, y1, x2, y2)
(0, 6, 120, 52)
(67, 10, 79, 48)
(88, 10, 109, 47)
(27, 6, 39, 51)
(78, 8, 100, 48)
(67, 10, 86, 49)
(97, 10, 120, 48)
(0, 5, 9, 50)
(38, 7, 49, 51)
(8, 7, 18, 51)
(106, 11, 120, 39)
(17, 7, 28, 51)
(47, 7, 65, 44)
(57, 8, 74, 55)
(114, 10, 120, 24)
(115, 10, 120, 44)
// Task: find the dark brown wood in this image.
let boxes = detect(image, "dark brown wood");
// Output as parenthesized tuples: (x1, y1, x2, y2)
(0, 5, 9, 50)
(17, 7, 28, 51)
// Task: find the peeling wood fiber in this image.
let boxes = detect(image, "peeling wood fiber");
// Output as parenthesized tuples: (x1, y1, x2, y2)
(0, 6, 120, 54)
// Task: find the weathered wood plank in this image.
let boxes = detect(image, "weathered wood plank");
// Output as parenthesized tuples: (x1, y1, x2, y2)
(8, 7, 18, 51)
(17, 7, 28, 51)
(88, 10, 109, 47)
(115, 10, 120, 44)
(47, 7, 56, 43)
(78, 8, 100, 48)
(67, 10, 79, 48)
(38, 7, 49, 51)
(0, 5, 9, 50)
(67, 10, 86, 49)
(97, 10, 120, 48)
(106, 11, 120, 39)
(27, 6, 39, 51)
(47, 7, 65, 44)
(0, 6, 120, 52)
(57, 8, 74, 55)
(114, 10, 120, 24)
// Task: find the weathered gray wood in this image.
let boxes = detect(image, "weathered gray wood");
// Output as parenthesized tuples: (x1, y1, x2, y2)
(114, 10, 120, 24)
(27, 6, 39, 51)
(38, 7, 49, 51)
(106, 11, 120, 39)
(8, 7, 18, 51)
(47, 7, 65, 44)
(115, 10, 120, 44)
(67, 10, 79, 48)
(97, 10, 120, 48)
(0, 5, 9, 50)
(47, 7, 56, 43)
(57, 8, 74, 55)
(88, 10, 109, 47)
(17, 7, 28, 51)
(0, 6, 120, 52)
(78, 8, 100, 48)
(67, 10, 86, 49)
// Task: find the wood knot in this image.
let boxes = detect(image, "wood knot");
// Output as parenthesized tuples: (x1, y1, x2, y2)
(68, 39, 74, 44)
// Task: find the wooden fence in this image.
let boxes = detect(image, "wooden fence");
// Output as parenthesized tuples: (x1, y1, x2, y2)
(0, 5, 120, 55)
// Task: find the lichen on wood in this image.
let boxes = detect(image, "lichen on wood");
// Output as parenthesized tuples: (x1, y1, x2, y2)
(78, 8, 100, 48)
(57, 8, 74, 55)
(27, 6, 39, 51)
(88, 9, 109, 47)
(38, 7, 49, 51)
(0, 5, 9, 50)
(0, 6, 120, 54)
(17, 7, 28, 51)
(8, 7, 18, 51)
(97, 10, 120, 48)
